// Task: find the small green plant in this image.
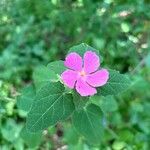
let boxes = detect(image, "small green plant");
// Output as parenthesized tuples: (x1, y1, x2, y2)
(18, 43, 131, 145)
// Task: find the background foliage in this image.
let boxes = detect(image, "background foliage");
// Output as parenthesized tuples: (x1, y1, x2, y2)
(0, 0, 150, 149)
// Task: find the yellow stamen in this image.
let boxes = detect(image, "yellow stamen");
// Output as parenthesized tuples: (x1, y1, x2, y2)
(79, 70, 86, 76)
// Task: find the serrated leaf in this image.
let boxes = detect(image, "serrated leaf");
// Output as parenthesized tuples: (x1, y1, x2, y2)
(26, 82, 75, 132)
(33, 65, 58, 90)
(47, 60, 66, 75)
(72, 104, 104, 144)
(21, 126, 42, 148)
(68, 43, 99, 57)
(17, 84, 36, 112)
(98, 70, 131, 96)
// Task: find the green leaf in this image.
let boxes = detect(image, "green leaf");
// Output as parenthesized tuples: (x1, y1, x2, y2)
(14, 138, 24, 150)
(90, 96, 118, 114)
(121, 22, 130, 33)
(145, 52, 150, 67)
(68, 141, 84, 150)
(33, 65, 58, 90)
(47, 60, 66, 75)
(99, 96, 118, 113)
(26, 82, 75, 132)
(17, 84, 36, 112)
(21, 126, 42, 148)
(98, 70, 131, 96)
(1, 119, 23, 142)
(72, 104, 104, 144)
(72, 92, 88, 111)
(63, 123, 80, 145)
(68, 43, 99, 57)
(112, 141, 126, 150)
(119, 129, 134, 142)
(0, 102, 5, 113)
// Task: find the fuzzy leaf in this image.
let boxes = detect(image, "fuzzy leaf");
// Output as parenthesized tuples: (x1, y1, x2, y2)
(100, 96, 118, 113)
(90, 96, 118, 114)
(72, 92, 88, 111)
(17, 85, 36, 112)
(33, 65, 58, 90)
(26, 82, 75, 132)
(47, 60, 66, 75)
(98, 70, 131, 96)
(21, 127, 42, 148)
(72, 104, 104, 144)
(68, 43, 99, 57)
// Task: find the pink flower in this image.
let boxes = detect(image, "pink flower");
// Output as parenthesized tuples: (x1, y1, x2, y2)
(61, 51, 109, 96)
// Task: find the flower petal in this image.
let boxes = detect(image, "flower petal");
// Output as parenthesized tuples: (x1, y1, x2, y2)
(86, 69, 109, 87)
(83, 51, 100, 74)
(76, 78, 97, 96)
(61, 70, 78, 88)
(64, 52, 82, 71)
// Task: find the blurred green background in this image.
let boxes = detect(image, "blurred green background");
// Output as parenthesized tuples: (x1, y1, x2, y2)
(0, 0, 150, 149)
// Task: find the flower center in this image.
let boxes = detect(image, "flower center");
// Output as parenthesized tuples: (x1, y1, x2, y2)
(79, 70, 86, 77)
